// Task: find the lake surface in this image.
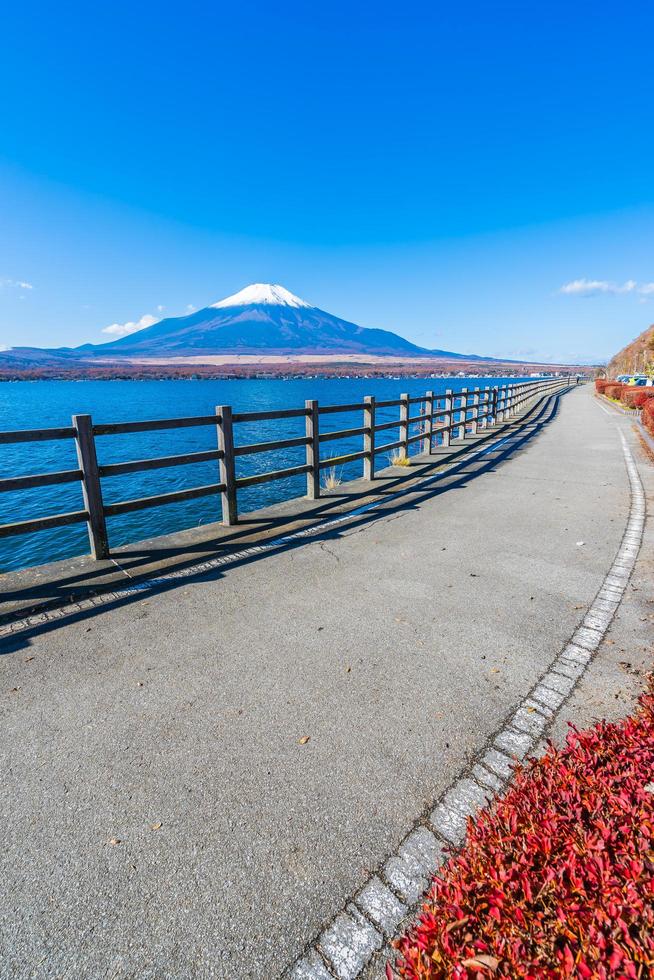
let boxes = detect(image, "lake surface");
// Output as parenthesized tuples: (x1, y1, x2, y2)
(0, 376, 537, 572)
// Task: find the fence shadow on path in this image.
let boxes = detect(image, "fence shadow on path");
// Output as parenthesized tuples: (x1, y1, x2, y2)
(0, 390, 565, 654)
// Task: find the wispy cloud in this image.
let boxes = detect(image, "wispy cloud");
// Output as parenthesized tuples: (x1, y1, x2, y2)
(102, 312, 159, 337)
(0, 278, 34, 290)
(559, 278, 654, 297)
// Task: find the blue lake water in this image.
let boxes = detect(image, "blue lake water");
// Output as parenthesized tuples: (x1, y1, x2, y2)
(0, 376, 536, 573)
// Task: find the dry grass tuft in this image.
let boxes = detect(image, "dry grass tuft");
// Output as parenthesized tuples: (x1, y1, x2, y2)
(321, 465, 343, 491)
(388, 449, 411, 467)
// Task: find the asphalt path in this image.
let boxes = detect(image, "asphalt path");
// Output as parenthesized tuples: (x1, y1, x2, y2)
(0, 385, 632, 978)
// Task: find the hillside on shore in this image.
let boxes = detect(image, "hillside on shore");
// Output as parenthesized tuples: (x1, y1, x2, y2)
(608, 323, 654, 376)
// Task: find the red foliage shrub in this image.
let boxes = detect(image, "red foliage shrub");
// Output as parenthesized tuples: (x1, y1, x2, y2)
(393, 684, 654, 979)
(643, 398, 654, 436)
(620, 388, 642, 409)
(594, 379, 609, 394)
(604, 383, 626, 400)
(633, 389, 654, 409)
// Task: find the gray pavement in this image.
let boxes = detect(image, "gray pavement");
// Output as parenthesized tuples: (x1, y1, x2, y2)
(547, 412, 654, 744)
(0, 385, 642, 978)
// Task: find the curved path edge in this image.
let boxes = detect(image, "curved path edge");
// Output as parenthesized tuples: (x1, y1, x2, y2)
(285, 428, 646, 980)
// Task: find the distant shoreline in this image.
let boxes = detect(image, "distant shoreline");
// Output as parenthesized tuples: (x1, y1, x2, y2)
(0, 354, 584, 382)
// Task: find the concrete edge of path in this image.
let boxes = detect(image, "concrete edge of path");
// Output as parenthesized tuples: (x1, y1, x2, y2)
(0, 385, 573, 642)
(596, 393, 639, 417)
(284, 427, 647, 980)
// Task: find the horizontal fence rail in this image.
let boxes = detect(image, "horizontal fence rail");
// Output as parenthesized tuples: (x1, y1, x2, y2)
(0, 376, 580, 560)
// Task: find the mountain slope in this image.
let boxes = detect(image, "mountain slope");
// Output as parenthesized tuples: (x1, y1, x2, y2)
(608, 322, 654, 376)
(0, 283, 512, 370)
(77, 283, 475, 359)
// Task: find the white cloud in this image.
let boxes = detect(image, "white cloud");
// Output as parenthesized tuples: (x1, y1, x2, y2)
(157, 304, 165, 313)
(559, 278, 654, 297)
(0, 278, 33, 290)
(559, 279, 626, 295)
(102, 312, 159, 337)
(186, 303, 196, 313)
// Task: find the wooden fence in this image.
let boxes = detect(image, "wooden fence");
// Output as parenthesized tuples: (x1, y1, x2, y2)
(0, 376, 575, 560)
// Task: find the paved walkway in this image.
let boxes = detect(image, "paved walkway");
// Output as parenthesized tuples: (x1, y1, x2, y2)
(547, 405, 654, 740)
(0, 385, 647, 979)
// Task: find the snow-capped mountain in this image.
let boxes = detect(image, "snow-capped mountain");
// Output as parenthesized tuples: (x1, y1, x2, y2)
(80, 283, 444, 357)
(210, 283, 312, 309)
(0, 283, 504, 369)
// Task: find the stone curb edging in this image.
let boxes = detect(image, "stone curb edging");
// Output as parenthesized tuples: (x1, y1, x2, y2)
(596, 393, 640, 416)
(1, 389, 570, 643)
(284, 429, 645, 980)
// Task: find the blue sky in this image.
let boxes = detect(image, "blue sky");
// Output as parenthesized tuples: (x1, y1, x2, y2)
(1, 0, 653, 363)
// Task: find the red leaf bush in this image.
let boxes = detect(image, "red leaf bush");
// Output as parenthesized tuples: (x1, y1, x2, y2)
(643, 398, 654, 436)
(620, 388, 642, 409)
(632, 389, 654, 409)
(619, 389, 654, 410)
(604, 383, 626, 401)
(595, 379, 609, 394)
(393, 682, 654, 978)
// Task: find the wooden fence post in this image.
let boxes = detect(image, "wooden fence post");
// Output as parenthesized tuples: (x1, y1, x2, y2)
(423, 390, 434, 454)
(471, 387, 480, 434)
(363, 395, 375, 480)
(502, 385, 510, 419)
(490, 387, 498, 425)
(400, 393, 410, 459)
(73, 414, 109, 560)
(442, 389, 452, 447)
(305, 399, 320, 499)
(481, 387, 490, 428)
(459, 388, 468, 439)
(216, 405, 237, 525)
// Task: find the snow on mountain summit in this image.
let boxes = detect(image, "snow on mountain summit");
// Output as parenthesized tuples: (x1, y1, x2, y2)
(211, 283, 312, 309)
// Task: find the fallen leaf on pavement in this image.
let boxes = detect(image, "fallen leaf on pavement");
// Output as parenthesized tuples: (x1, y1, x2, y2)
(298, 736, 310, 745)
(150, 822, 162, 831)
